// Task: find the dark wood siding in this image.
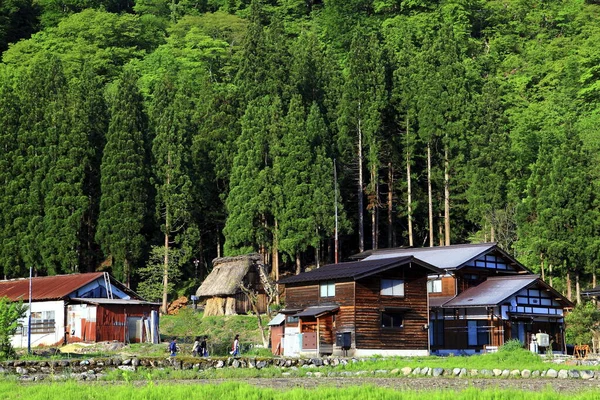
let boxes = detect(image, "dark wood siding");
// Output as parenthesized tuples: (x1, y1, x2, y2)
(354, 264, 429, 350)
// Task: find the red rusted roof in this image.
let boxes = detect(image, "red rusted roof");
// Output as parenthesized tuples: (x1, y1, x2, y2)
(0, 272, 105, 301)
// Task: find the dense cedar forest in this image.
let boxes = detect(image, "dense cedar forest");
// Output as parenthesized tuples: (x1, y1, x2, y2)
(1, 0, 600, 305)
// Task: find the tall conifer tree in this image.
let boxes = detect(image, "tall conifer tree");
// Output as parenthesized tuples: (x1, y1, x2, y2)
(96, 68, 149, 287)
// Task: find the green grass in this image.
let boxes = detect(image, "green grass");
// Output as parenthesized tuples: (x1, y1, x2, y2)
(160, 308, 267, 355)
(0, 381, 597, 400)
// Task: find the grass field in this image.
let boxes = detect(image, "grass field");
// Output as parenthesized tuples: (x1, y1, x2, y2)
(0, 381, 597, 400)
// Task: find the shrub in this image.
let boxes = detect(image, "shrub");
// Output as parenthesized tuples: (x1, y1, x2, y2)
(0, 297, 27, 360)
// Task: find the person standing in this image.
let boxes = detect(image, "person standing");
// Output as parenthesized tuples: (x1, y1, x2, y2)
(199, 336, 208, 357)
(192, 337, 201, 357)
(231, 334, 240, 356)
(169, 337, 178, 357)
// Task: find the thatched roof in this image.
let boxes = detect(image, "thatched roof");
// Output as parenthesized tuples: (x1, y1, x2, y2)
(196, 254, 262, 297)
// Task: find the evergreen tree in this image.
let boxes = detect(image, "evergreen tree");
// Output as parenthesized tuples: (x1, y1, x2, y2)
(0, 71, 22, 277)
(15, 55, 70, 274)
(150, 74, 195, 313)
(96, 68, 149, 287)
(71, 66, 109, 272)
(223, 95, 283, 256)
(337, 29, 385, 253)
(41, 64, 91, 275)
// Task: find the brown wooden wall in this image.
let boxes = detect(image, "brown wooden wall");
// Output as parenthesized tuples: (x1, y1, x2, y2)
(354, 266, 429, 351)
(284, 264, 431, 351)
(429, 276, 456, 298)
(95, 304, 158, 342)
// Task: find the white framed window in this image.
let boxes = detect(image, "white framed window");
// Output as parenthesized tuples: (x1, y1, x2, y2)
(30, 310, 56, 334)
(381, 279, 404, 297)
(427, 279, 442, 293)
(320, 281, 335, 297)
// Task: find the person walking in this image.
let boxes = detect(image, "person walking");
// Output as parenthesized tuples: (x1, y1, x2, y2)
(199, 336, 208, 357)
(169, 337, 178, 357)
(230, 334, 240, 356)
(192, 337, 201, 357)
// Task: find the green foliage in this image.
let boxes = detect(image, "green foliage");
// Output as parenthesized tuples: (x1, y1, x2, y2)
(136, 246, 184, 302)
(96, 67, 150, 285)
(0, 298, 26, 360)
(565, 302, 600, 345)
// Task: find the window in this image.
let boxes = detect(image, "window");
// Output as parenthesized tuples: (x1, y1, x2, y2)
(286, 316, 299, 324)
(30, 311, 56, 334)
(320, 281, 335, 297)
(381, 279, 404, 296)
(381, 312, 404, 328)
(427, 279, 442, 293)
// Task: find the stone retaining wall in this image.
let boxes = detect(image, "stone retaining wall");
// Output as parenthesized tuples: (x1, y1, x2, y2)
(2, 357, 600, 382)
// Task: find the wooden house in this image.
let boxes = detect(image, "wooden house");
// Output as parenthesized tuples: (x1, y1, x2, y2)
(278, 256, 443, 357)
(196, 254, 269, 316)
(356, 243, 574, 354)
(0, 272, 160, 348)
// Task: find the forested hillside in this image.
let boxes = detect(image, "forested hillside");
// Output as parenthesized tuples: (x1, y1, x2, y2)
(1, 0, 600, 305)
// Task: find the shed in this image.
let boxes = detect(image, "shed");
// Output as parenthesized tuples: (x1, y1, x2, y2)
(196, 254, 268, 316)
(0, 272, 159, 348)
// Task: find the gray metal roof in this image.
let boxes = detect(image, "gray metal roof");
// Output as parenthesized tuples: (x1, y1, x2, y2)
(295, 305, 339, 318)
(442, 276, 539, 307)
(278, 256, 443, 285)
(362, 243, 497, 270)
(267, 313, 286, 326)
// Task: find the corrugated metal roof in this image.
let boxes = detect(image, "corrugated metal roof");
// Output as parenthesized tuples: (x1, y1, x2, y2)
(362, 243, 497, 270)
(267, 313, 286, 326)
(0, 272, 106, 301)
(278, 256, 443, 285)
(70, 298, 160, 306)
(442, 275, 539, 307)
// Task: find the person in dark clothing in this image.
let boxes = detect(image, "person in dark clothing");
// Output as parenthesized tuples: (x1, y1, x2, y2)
(169, 337, 178, 356)
(199, 336, 208, 357)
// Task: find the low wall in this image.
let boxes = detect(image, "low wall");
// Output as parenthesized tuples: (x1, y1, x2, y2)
(2, 356, 599, 381)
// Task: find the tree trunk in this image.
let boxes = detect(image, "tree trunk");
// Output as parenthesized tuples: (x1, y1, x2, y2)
(216, 225, 221, 258)
(161, 231, 169, 314)
(549, 264, 553, 287)
(576, 272, 581, 305)
(444, 146, 450, 246)
(272, 220, 280, 304)
(438, 213, 444, 247)
(490, 225, 495, 243)
(540, 253, 545, 281)
(427, 143, 434, 247)
(371, 164, 378, 250)
(406, 141, 413, 248)
(295, 252, 301, 275)
(124, 259, 130, 288)
(357, 113, 364, 253)
(388, 162, 394, 248)
(566, 269, 572, 302)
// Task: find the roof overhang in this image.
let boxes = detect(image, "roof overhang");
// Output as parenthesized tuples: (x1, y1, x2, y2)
(295, 305, 339, 318)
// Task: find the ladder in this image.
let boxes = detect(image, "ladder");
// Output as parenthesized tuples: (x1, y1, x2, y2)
(104, 272, 113, 299)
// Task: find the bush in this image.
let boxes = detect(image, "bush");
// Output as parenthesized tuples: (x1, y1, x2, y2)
(0, 298, 27, 360)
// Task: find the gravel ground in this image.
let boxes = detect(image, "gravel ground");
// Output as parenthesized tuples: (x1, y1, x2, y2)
(155, 377, 600, 393)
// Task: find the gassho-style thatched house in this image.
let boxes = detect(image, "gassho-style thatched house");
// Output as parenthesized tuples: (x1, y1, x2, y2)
(195, 254, 269, 316)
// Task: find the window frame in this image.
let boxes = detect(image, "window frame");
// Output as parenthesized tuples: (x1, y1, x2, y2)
(427, 279, 442, 293)
(381, 311, 404, 329)
(380, 278, 405, 297)
(320, 280, 335, 298)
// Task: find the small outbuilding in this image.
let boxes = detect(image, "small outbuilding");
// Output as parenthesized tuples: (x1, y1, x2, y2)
(0, 272, 159, 348)
(196, 254, 270, 316)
